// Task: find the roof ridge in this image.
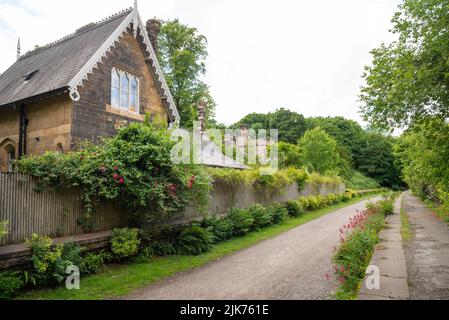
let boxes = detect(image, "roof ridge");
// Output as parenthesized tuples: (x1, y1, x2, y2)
(18, 7, 133, 61)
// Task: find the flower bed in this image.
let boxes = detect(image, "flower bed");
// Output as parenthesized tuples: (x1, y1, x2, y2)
(331, 192, 397, 299)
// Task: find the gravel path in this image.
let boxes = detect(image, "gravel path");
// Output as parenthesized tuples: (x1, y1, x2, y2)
(403, 192, 449, 299)
(125, 197, 379, 300)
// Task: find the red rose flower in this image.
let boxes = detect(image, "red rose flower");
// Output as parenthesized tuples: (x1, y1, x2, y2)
(113, 174, 120, 180)
(119, 178, 125, 185)
(113, 166, 119, 171)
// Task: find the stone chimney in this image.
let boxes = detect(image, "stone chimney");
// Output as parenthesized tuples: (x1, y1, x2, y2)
(146, 18, 161, 53)
(198, 99, 206, 133)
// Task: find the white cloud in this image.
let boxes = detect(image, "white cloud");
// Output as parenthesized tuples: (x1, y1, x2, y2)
(0, 0, 400, 126)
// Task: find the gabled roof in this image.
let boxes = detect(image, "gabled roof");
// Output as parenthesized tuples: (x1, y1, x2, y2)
(0, 5, 180, 123)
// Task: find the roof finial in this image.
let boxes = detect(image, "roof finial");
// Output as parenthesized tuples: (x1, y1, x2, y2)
(17, 37, 21, 60)
(134, 0, 138, 10)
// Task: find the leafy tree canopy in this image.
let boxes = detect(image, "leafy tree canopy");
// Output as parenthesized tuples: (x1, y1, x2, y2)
(231, 108, 307, 144)
(360, 0, 449, 130)
(298, 127, 341, 174)
(353, 131, 403, 188)
(158, 19, 216, 127)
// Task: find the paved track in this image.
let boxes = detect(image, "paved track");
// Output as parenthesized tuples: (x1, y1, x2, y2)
(126, 198, 379, 300)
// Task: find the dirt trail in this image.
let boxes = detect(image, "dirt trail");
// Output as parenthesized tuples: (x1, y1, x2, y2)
(125, 198, 379, 300)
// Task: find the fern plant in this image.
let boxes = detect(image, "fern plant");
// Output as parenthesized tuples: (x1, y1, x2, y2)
(175, 225, 213, 255)
(227, 207, 254, 236)
(248, 204, 273, 229)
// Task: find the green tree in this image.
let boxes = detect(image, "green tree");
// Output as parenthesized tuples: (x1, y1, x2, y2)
(395, 118, 449, 201)
(157, 19, 215, 127)
(231, 113, 270, 130)
(298, 127, 341, 174)
(232, 108, 307, 144)
(353, 132, 403, 188)
(360, 0, 449, 130)
(278, 142, 303, 169)
(306, 116, 364, 163)
(269, 108, 307, 144)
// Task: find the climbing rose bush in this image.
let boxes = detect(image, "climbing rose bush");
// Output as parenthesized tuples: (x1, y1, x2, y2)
(18, 120, 212, 225)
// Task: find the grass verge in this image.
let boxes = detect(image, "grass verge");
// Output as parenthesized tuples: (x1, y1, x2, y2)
(400, 207, 411, 241)
(19, 193, 379, 300)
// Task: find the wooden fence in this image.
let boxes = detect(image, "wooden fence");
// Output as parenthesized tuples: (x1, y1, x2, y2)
(1, 172, 347, 247)
(0, 173, 125, 246)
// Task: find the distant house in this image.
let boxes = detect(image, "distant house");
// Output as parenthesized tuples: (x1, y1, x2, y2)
(0, 5, 179, 172)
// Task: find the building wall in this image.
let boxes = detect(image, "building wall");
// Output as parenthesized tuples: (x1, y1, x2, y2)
(0, 95, 72, 172)
(71, 28, 168, 145)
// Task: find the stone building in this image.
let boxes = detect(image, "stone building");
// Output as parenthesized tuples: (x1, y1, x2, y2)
(0, 4, 180, 172)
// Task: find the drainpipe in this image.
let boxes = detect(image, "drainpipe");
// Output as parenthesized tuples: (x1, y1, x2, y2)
(18, 104, 28, 158)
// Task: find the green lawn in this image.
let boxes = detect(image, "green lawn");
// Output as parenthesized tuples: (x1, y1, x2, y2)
(19, 193, 379, 300)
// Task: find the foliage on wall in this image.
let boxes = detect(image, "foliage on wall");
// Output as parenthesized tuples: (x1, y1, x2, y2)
(18, 120, 212, 226)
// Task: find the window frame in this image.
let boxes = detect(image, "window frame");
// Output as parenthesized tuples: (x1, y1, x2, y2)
(111, 67, 140, 113)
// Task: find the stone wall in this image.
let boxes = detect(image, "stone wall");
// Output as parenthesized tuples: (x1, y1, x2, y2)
(0, 95, 72, 171)
(71, 27, 168, 145)
(176, 179, 346, 225)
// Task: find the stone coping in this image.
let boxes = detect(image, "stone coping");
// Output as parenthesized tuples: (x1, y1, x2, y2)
(0, 230, 112, 270)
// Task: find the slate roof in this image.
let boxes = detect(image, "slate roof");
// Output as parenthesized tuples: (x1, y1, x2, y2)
(200, 133, 247, 169)
(0, 9, 132, 107)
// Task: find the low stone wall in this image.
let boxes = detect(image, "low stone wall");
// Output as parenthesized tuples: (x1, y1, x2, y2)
(176, 179, 345, 225)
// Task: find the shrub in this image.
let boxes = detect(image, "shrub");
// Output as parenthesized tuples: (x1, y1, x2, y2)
(379, 199, 395, 216)
(227, 207, 254, 236)
(61, 241, 84, 267)
(285, 167, 308, 189)
(0, 271, 24, 300)
(341, 192, 352, 202)
(175, 225, 213, 255)
(248, 204, 273, 229)
(80, 250, 111, 274)
(111, 228, 141, 259)
(286, 200, 305, 217)
(298, 197, 310, 211)
(0, 220, 8, 239)
(326, 194, 338, 205)
(254, 171, 291, 197)
(25, 233, 71, 286)
(18, 121, 212, 226)
(202, 216, 234, 242)
(307, 196, 321, 210)
(150, 240, 177, 256)
(268, 202, 289, 224)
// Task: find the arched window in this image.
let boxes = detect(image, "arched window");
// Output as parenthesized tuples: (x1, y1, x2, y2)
(111, 69, 120, 108)
(111, 67, 139, 112)
(5, 145, 16, 172)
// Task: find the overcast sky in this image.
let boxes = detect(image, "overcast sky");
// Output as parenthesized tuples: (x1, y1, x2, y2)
(0, 0, 400, 126)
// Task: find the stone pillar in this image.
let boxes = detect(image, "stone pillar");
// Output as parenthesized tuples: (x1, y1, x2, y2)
(198, 99, 206, 132)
